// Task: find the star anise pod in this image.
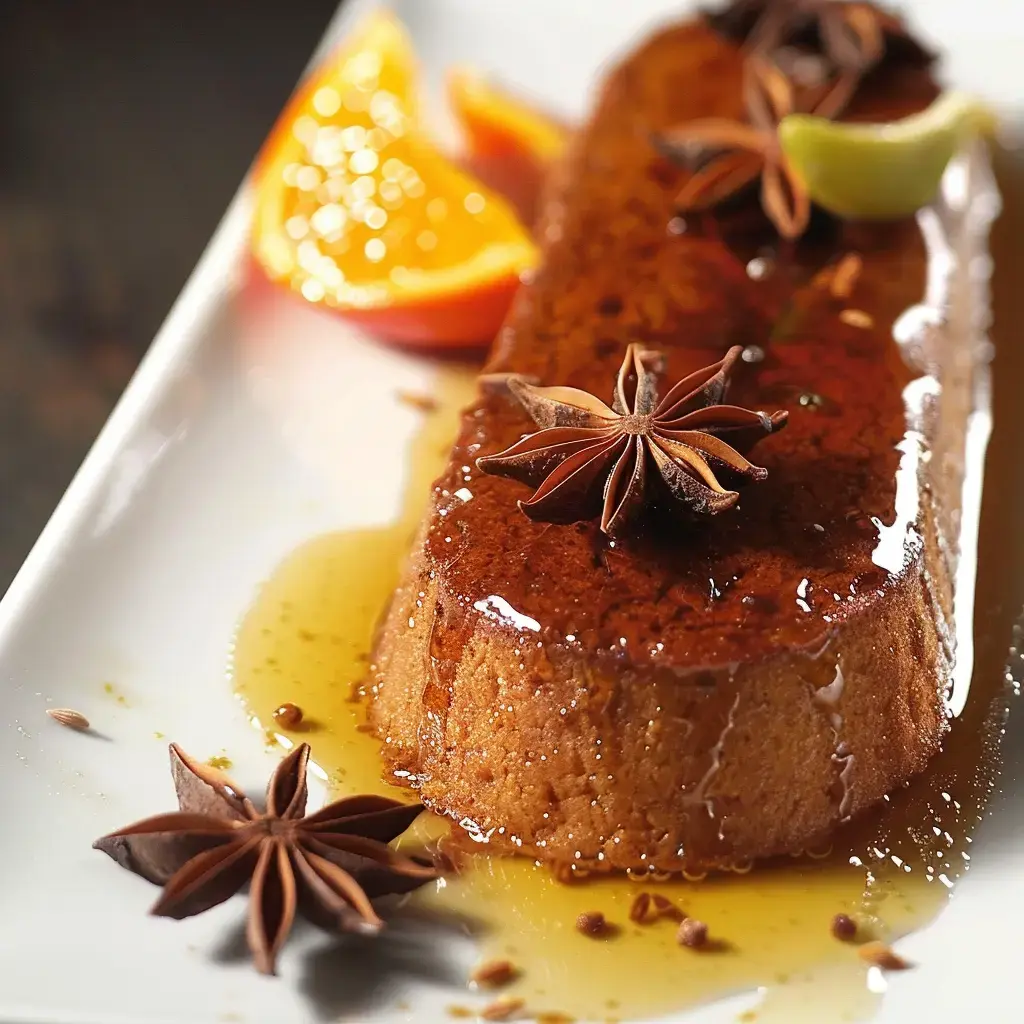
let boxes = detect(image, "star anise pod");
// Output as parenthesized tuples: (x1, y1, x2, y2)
(709, 0, 929, 69)
(656, 56, 818, 238)
(94, 743, 437, 975)
(477, 345, 786, 536)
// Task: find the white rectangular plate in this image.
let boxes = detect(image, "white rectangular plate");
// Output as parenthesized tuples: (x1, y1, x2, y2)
(1, 2, 1022, 1022)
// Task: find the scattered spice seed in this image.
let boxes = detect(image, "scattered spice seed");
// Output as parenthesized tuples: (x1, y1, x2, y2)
(553, 862, 590, 883)
(273, 702, 304, 729)
(629, 891, 683, 924)
(628, 892, 652, 923)
(446, 1006, 473, 1019)
(829, 253, 863, 299)
(857, 940, 912, 970)
(652, 893, 684, 921)
(480, 997, 525, 1021)
(396, 390, 438, 413)
(470, 959, 518, 988)
(205, 755, 233, 771)
(831, 913, 858, 941)
(45, 708, 90, 731)
(677, 917, 709, 948)
(839, 308, 874, 329)
(576, 911, 608, 937)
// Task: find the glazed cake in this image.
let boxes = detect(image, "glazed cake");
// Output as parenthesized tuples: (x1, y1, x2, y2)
(369, 2, 995, 872)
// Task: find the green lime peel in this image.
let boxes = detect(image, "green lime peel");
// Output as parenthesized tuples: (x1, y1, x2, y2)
(778, 91, 997, 221)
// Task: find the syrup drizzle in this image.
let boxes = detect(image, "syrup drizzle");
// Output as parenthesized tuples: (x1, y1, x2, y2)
(232, 234, 1022, 1019)
(227, 58, 1024, 1011)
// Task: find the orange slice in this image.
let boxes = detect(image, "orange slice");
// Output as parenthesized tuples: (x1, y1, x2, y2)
(448, 68, 568, 225)
(252, 12, 537, 348)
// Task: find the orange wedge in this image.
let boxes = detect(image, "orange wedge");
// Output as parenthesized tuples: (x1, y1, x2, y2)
(252, 12, 537, 348)
(448, 68, 569, 225)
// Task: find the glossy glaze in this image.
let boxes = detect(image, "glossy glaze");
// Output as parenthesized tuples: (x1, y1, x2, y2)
(421, 23, 941, 672)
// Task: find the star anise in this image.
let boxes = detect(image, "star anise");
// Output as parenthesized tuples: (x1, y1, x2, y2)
(477, 345, 786, 536)
(94, 743, 437, 975)
(750, 0, 928, 116)
(708, 0, 930, 78)
(656, 56, 818, 238)
(669, 2, 932, 236)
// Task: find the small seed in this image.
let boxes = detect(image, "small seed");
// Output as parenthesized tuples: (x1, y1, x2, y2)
(553, 862, 590, 883)
(45, 708, 90, 731)
(677, 917, 708, 948)
(830, 253, 863, 299)
(396, 390, 438, 413)
(857, 940, 912, 970)
(470, 959, 517, 988)
(629, 891, 682, 924)
(273, 702, 303, 729)
(576, 910, 608, 937)
(831, 913, 857, 941)
(480, 997, 525, 1021)
(652, 893, 684, 920)
(839, 308, 874, 329)
(629, 892, 652, 923)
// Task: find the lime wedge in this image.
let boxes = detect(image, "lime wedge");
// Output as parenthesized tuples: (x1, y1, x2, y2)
(778, 91, 997, 221)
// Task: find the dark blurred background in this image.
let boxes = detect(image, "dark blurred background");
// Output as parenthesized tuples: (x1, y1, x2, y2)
(0, 0, 337, 591)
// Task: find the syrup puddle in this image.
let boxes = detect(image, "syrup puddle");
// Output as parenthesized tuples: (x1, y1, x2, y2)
(231, 360, 1018, 1022)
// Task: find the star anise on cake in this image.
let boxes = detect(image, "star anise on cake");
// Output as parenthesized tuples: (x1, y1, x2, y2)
(665, 2, 932, 236)
(477, 345, 786, 536)
(708, 0, 930, 83)
(656, 56, 817, 238)
(94, 743, 436, 974)
(744, 0, 929, 115)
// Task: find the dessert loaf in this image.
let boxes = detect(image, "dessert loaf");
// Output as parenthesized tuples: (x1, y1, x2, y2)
(369, 7, 994, 872)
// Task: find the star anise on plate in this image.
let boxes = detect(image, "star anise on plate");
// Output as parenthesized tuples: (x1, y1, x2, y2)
(656, 56, 820, 238)
(476, 344, 786, 536)
(94, 743, 437, 975)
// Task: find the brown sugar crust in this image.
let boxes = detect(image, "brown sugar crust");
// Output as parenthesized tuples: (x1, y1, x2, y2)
(369, 18, 992, 872)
